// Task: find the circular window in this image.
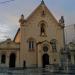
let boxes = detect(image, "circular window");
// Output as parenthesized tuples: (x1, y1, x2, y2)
(43, 46, 48, 52)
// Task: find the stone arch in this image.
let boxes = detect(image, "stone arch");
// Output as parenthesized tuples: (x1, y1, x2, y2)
(42, 53, 49, 68)
(9, 53, 16, 68)
(38, 20, 48, 26)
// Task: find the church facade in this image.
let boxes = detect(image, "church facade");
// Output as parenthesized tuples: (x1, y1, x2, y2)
(0, 1, 65, 68)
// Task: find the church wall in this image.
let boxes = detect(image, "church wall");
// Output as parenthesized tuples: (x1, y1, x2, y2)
(37, 43, 60, 67)
(19, 7, 64, 67)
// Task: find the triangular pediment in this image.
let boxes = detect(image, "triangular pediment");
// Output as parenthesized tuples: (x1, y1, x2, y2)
(0, 39, 20, 50)
(25, 1, 60, 26)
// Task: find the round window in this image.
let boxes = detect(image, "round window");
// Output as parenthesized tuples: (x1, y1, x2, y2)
(43, 46, 48, 52)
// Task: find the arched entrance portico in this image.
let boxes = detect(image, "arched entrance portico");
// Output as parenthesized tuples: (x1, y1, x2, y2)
(42, 54, 49, 68)
(9, 53, 16, 68)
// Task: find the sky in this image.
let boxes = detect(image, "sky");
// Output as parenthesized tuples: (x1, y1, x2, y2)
(0, 0, 75, 41)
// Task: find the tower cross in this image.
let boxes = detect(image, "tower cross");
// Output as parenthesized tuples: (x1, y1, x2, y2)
(41, 0, 44, 4)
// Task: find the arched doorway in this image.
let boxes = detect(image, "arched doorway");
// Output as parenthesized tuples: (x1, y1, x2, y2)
(9, 53, 16, 68)
(42, 54, 49, 68)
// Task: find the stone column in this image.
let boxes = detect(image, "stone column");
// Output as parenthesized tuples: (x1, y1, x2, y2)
(16, 51, 20, 67)
(6, 52, 10, 67)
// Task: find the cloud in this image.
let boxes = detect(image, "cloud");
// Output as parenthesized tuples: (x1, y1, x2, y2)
(0, 23, 18, 41)
(0, 0, 75, 42)
(0, 24, 11, 32)
(0, 24, 11, 41)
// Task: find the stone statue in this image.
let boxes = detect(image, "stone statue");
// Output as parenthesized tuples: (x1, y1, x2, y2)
(40, 23, 46, 36)
(19, 14, 25, 26)
(59, 16, 65, 26)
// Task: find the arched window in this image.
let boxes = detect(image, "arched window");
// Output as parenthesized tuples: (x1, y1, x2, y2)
(27, 38, 36, 51)
(1, 54, 6, 64)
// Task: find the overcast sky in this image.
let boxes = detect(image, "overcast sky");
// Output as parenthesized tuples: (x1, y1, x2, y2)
(0, 0, 75, 41)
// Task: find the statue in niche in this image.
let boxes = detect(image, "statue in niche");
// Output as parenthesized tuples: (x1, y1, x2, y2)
(40, 23, 46, 36)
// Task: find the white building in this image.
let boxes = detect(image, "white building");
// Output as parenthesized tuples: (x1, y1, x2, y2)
(65, 24, 75, 44)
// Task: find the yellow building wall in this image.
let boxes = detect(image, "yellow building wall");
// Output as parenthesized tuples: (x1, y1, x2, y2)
(15, 3, 64, 67)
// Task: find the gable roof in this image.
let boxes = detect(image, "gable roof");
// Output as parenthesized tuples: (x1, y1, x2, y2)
(25, 1, 60, 25)
(0, 39, 20, 50)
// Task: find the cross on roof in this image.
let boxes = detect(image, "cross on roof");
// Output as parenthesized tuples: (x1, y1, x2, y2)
(41, 0, 44, 4)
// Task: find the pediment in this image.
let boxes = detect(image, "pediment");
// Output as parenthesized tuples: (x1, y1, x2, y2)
(25, 1, 61, 27)
(0, 39, 20, 50)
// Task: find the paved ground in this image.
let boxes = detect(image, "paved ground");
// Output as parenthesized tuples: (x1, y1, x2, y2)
(0, 68, 75, 75)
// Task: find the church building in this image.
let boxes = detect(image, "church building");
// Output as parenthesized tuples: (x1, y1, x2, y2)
(0, 0, 65, 68)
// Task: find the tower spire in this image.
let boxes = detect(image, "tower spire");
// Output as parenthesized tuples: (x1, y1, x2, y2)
(41, 0, 44, 4)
